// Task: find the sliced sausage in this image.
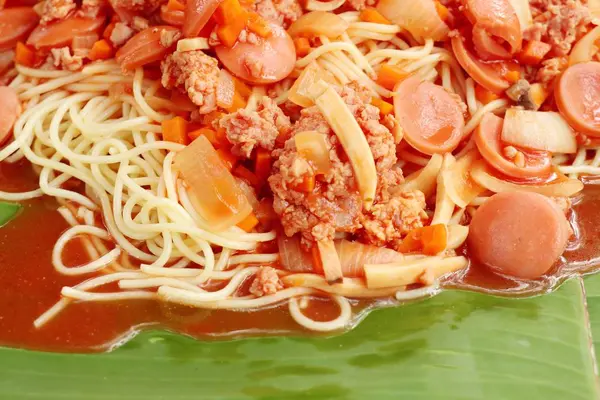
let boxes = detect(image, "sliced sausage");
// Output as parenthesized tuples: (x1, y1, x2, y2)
(115, 26, 180, 71)
(183, 0, 222, 37)
(0, 86, 21, 146)
(556, 61, 600, 137)
(475, 113, 552, 178)
(468, 191, 570, 279)
(215, 23, 296, 84)
(393, 75, 465, 155)
(0, 7, 39, 52)
(27, 14, 106, 50)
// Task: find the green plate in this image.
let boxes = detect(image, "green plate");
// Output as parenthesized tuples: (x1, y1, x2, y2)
(1, 203, 600, 399)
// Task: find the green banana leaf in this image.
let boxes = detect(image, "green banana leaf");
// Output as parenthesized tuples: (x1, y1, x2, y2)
(1, 200, 600, 399)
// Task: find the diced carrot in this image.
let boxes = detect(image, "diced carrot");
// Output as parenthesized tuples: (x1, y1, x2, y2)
(246, 12, 271, 38)
(377, 64, 409, 90)
(88, 39, 114, 61)
(161, 116, 189, 145)
(293, 175, 315, 193)
(15, 42, 35, 67)
(189, 127, 220, 146)
(225, 91, 247, 112)
(254, 148, 272, 182)
(236, 212, 259, 232)
(359, 7, 391, 25)
(216, 127, 231, 148)
(217, 148, 238, 170)
(294, 37, 311, 57)
(421, 224, 447, 255)
(233, 76, 252, 98)
(170, 90, 197, 112)
(503, 70, 520, 84)
(167, 0, 186, 12)
(103, 22, 116, 41)
(202, 110, 225, 128)
(371, 97, 394, 115)
(474, 84, 500, 105)
(234, 165, 260, 187)
(213, 0, 247, 47)
(434, 1, 449, 21)
(518, 40, 552, 66)
(213, 0, 245, 25)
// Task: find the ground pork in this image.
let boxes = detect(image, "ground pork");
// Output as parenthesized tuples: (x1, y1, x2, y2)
(249, 267, 283, 297)
(524, 0, 591, 56)
(38, 0, 76, 25)
(253, 0, 302, 28)
(160, 28, 181, 47)
(109, 0, 164, 13)
(219, 97, 291, 158)
(536, 56, 568, 83)
(359, 190, 428, 248)
(161, 50, 219, 113)
(110, 22, 134, 47)
(346, 0, 376, 10)
(80, 0, 107, 17)
(132, 16, 150, 31)
(268, 81, 417, 248)
(50, 47, 83, 71)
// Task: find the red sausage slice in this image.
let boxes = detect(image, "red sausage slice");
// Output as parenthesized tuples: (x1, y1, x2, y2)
(393, 75, 465, 155)
(0, 7, 39, 51)
(468, 191, 570, 279)
(215, 23, 296, 84)
(27, 14, 106, 50)
(475, 113, 552, 179)
(0, 86, 21, 146)
(556, 62, 600, 137)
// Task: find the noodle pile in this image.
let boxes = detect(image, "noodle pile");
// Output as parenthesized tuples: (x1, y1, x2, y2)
(0, 7, 594, 333)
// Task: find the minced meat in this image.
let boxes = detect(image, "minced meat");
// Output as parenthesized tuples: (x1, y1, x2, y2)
(536, 56, 568, 83)
(110, 22, 134, 47)
(524, 0, 591, 57)
(219, 97, 291, 158)
(346, 0, 376, 11)
(161, 50, 219, 114)
(249, 267, 283, 297)
(39, 0, 76, 24)
(109, 0, 163, 14)
(252, 0, 303, 28)
(50, 47, 83, 71)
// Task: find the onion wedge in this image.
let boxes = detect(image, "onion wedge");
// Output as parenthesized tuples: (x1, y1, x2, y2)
(446, 225, 469, 250)
(288, 62, 336, 108)
(336, 239, 404, 278)
(570, 26, 600, 66)
(364, 256, 468, 289)
(442, 150, 485, 208)
(314, 239, 343, 284)
(397, 153, 443, 198)
(470, 160, 584, 197)
(501, 109, 577, 154)
(308, 80, 377, 209)
(376, 0, 449, 41)
(508, 0, 532, 31)
(431, 154, 456, 225)
(287, 11, 349, 38)
(216, 69, 235, 109)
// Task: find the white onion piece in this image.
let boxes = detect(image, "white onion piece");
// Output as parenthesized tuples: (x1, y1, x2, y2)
(507, 0, 532, 31)
(442, 150, 485, 208)
(589, 0, 600, 23)
(569, 25, 600, 66)
(216, 69, 235, 109)
(287, 11, 349, 38)
(376, 0, 449, 41)
(305, 0, 346, 12)
(501, 109, 577, 154)
(470, 160, 584, 197)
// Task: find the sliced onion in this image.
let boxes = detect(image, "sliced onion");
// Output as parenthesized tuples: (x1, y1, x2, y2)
(288, 62, 336, 108)
(216, 69, 235, 109)
(501, 109, 577, 154)
(174, 135, 252, 231)
(278, 234, 314, 272)
(397, 153, 443, 198)
(570, 25, 600, 66)
(287, 11, 350, 38)
(470, 160, 584, 197)
(72, 33, 99, 52)
(294, 130, 331, 174)
(589, 0, 600, 22)
(507, 0, 532, 31)
(442, 150, 485, 208)
(376, 0, 449, 41)
(305, 0, 346, 12)
(315, 239, 344, 283)
(336, 240, 404, 278)
(446, 225, 469, 250)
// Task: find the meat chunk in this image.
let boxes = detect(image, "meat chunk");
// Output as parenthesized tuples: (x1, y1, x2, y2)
(50, 47, 83, 71)
(80, 0, 107, 17)
(160, 28, 181, 47)
(269, 81, 407, 247)
(219, 97, 291, 158)
(161, 50, 219, 113)
(253, 0, 303, 28)
(360, 190, 428, 248)
(536, 56, 568, 83)
(524, 0, 591, 56)
(249, 267, 283, 297)
(38, 0, 76, 25)
(109, 0, 163, 14)
(110, 22, 134, 47)
(346, 0, 376, 10)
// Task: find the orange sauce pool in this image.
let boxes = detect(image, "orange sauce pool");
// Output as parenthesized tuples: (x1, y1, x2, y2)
(1, 160, 599, 353)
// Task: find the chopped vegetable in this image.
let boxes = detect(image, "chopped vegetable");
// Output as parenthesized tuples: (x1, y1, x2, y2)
(188, 127, 218, 143)
(216, 69, 235, 109)
(162, 116, 189, 145)
(167, 0, 186, 11)
(507, 0, 533, 31)
(288, 62, 333, 108)
(293, 37, 311, 57)
(442, 150, 485, 208)
(371, 97, 394, 115)
(313, 239, 344, 284)
(376, 0, 449, 41)
(115, 26, 181, 70)
(217, 148, 238, 170)
(0, 201, 22, 228)
(475, 84, 500, 105)
(364, 256, 468, 289)
(174, 135, 252, 231)
(335, 240, 404, 278)
(398, 153, 444, 198)
(0, 7, 39, 51)
(234, 165, 260, 188)
(254, 149, 273, 182)
(176, 37, 210, 52)
(183, 0, 222, 37)
(246, 13, 272, 38)
(15, 42, 35, 67)
(376, 64, 409, 91)
(398, 225, 448, 256)
(236, 212, 259, 232)
(278, 234, 314, 272)
(518, 40, 552, 65)
(89, 39, 114, 61)
(446, 225, 469, 250)
(294, 131, 331, 174)
(309, 80, 377, 209)
(293, 175, 316, 193)
(431, 154, 455, 226)
(501, 109, 577, 154)
(287, 11, 350, 38)
(359, 8, 391, 24)
(569, 26, 600, 66)
(72, 33, 99, 53)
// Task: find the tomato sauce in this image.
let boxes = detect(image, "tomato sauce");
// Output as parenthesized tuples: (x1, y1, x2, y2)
(0, 160, 599, 353)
